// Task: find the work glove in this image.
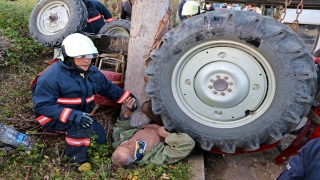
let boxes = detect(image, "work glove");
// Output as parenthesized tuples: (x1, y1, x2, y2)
(79, 113, 94, 128)
(129, 94, 138, 112)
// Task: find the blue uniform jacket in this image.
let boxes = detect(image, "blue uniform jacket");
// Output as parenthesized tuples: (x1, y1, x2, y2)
(178, 0, 186, 21)
(31, 60, 130, 127)
(120, 0, 132, 20)
(302, 137, 320, 179)
(82, 0, 113, 34)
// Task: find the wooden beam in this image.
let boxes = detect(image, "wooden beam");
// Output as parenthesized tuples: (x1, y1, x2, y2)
(124, 0, 173, 127)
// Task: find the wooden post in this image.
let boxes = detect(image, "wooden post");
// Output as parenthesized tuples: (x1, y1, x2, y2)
(124, 0, 173, 127)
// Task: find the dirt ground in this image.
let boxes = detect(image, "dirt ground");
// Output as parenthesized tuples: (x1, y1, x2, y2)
(203, 134, 296, 180)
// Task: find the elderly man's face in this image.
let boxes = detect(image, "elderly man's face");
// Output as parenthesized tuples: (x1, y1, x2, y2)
(112, 139, 136, 167)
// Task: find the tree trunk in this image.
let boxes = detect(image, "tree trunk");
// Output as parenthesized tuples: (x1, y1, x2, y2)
(124, 0, 173, 127)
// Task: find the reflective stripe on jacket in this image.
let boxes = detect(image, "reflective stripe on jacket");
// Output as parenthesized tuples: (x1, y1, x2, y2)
(82, 0, 113, 33)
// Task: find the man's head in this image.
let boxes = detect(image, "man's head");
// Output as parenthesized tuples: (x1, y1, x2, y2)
(61, 33, 98, 71)
(182, 1, 204, 19)
(112, 139, 136, 167)
(227, 3, 232, 9)
(205, 2, 212, 10)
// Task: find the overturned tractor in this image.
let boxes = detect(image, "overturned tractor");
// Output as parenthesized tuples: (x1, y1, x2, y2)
(29, 0, 320, 160)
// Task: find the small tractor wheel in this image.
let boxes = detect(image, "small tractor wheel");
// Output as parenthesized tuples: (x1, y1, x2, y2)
(99, 19, 131, 37)
(29, 0, 87, 47)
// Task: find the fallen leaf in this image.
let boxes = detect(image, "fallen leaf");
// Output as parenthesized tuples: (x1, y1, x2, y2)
(169, 165, 176, 169)
(160, 173, 170, 179)
(126, 172, 133, 180)
(43, 175, 49, 180)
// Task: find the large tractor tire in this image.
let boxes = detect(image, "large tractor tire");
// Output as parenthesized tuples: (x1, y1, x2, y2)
(99, 19, 131, 37)
(29, 0, 87, 47)
(145, 10, 317, 153)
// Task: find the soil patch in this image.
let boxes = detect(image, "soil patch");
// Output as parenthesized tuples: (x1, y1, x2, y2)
(204, 135, 297, 180)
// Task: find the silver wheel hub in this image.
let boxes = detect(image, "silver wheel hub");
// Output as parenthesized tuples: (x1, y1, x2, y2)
(172, 40, 276, 128)
(36, 2, 70, 35)
(194, 61, 250, 108)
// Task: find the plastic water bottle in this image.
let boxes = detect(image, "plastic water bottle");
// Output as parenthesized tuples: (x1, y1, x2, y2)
(0, 123, 35, 150)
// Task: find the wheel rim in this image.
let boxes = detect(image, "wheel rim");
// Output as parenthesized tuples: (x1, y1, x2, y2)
(104, 27, 129, 37)
(36, 2, 70, 35)
(172, 40, 276, 128)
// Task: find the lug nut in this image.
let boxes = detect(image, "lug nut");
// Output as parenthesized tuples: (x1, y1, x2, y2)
(216, 75, 220, 79)
(208, 85, 213, 89)
(219, 53, 226, 58)
(224, 76, 228, 80)
(209, 79, 214, 82)
(227, 88, 232, 92)
(213, 91, 217, 94)
(229, 82, 233, 85)
(221, 92, 225, 96)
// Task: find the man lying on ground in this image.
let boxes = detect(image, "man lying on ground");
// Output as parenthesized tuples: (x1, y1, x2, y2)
(111, 97, 195, 167)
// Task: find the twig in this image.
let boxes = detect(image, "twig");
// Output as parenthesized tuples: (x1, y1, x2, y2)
(60, 148, 65, 158)
(0, 103, 10, 108)
(0, 118, 35, 122)
(95, 164, 103, 177)
(31, 132, 58, 135)
(25, 166, 31, 180)
(40, 144, 45, 157)
(28, 125, 42, 131)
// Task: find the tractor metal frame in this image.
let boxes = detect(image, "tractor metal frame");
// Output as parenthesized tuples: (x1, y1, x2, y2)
(205, 0, 320, 9)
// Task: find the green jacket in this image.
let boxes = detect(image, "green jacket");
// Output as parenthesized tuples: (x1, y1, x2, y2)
(112, 118, 195, 165)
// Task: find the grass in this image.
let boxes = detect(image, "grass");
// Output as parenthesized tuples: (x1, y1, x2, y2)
(0, 0, 49, 66)
(0, 0, 193, 179)
(0, 127, 193, 179)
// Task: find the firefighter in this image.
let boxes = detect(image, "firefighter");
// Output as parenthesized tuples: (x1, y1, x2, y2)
(202, 1, 215, 11)
(313, 48, 320, 63)
(277, 138, 320, 179)
(120, 0, 132, 21)
(31, 33, 136, 171)
(178, 0, 187, 21)
(82, 0, 114, 34)
(111, 97, 195, 167)
(182, 1, 205, 19)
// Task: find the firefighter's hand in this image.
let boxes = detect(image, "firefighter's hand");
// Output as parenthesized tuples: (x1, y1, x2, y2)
(79, 113, 94, 128)
(124, 97, 136, 112)
(129, 94, 138, 112)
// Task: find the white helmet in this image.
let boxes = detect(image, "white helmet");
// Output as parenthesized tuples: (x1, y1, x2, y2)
(182, 1, 205, 16)
(61, 33, 98, 59)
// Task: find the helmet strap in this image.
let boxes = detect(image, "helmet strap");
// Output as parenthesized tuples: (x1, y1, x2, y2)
(75, 64, 88, 73)
(61, 45, 68, 60)
(63, 56, 75, 67)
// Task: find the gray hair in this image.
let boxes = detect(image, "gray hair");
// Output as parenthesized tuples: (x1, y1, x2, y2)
(111, 150, 135, 167)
